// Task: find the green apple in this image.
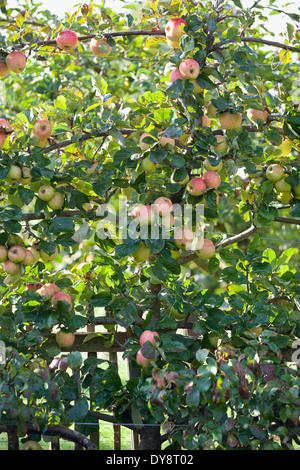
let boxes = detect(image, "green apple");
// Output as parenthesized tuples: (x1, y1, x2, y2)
(266, 164, 285, 182)
(132, 243, 151, 263)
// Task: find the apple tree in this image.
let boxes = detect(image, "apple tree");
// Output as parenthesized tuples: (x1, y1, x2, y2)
(0, 0, 299, 451)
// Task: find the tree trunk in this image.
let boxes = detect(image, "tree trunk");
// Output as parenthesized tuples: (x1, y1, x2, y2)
(139, 425, 161, 450)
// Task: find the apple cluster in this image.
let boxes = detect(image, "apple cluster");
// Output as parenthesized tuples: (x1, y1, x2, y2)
(0, 30, 113, 78)
(38, 184, 65, 211)
(266, 163, 300, 203)
(0, 244, 40, 277)
(35, 282, 74, 348)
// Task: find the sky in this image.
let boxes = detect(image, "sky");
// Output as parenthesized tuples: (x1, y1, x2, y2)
(5, 0, 299, 40)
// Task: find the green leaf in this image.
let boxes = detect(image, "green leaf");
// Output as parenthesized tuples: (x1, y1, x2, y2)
(90, 291, 112, 307)
(49, 217, 75, 235)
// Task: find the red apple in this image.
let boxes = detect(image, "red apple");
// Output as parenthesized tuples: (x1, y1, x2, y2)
(90, 38, 112, 57)
(153, 197, 173, 217)
(5, 51, 27, 73)
(0, 118, 12, 133)
(139, 330, 159, 347)
(136, 348, 151, 367)
(202, 115, 211, 127)
(51, 291, 73, 310)
(139, 132, 154, 151)
(33, 119, 53, 140)
(187, 177, 206, 196)
(203, 171, 221, 189)
(169, 68, 183, 83)
(8, 245, 26, 263)
(247, 108, 269, 123)
(179, 59, 200, 80)
(0, 59, 10, 77)
(56, 330, 75, 348)
(37, 283, 59, 296)
(3, 260, 21, 275)
(131, 204, 155, 225)
(219, 111, 242, 130)
(195, 238, 215, 259)
(23, 249, 36, 266)
(158, 131, 175, 147)
(56, 30, 78, 51)
(26, 283, 42, 291)
(165, 18, 187, 49)
(0, 133, 5, 148)
(214, 135, 228, 155)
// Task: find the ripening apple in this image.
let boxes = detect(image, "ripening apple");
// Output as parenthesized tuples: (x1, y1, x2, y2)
(0, 59, 10, 77)
(139, 330, 159, 347)
(203, 158, 223, 172)
(243, 326, 263, 338)
(174, 227, 194, 249)
(47, 192, 65, 210)
(8, 245, 26, 263)
(139, 132, 155, 151)
(40, 245, 58, 262)
(247, 108, 269, 123)
(56, 330, 75, 348)
(26, 282, 42, 291)
(276, 139, 292, 157)
(274, 179, 291, 192)
(214, 135, 228, 155)
(169, 68, 183, 83)
(0, 133, 5, 149)
(203, 171, 221, 189)
(29, 246, 40, 263)
(21, 440, 43, 451)
(3, 260, 21, 275)
(179, 59, 200, 80)
(90, 38, 112, 57)
(161, 213, 175, 230)
(132, 243, 151, 263)
(131, 204, 155, 225)
(51, 291, 73, 310)
(202, 115, 211, 127)
(5, 51, 27, 73)
(165, 18, 187, 49)
(37, 283, 59, 297)
(207, 101, 218, 118)
(219, 111, 242, 130)
(152, 197, 173, 217)
(56, 30, 78, 51)
(141, 156, 156, 172)
(187, 177, 207, 196)
(266, 164, 285, 182)
(32, 119, 53, 140)
(6, 165, 22, 183)
(23, 249, 36, 267)
(158, 131, 175, 147)
(136, 348, 151, 367)
(195, 238, 215, 259)
(0, 118, 12, 133)
(0, 245, 8, 262)
(38, 184, 55, 202)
